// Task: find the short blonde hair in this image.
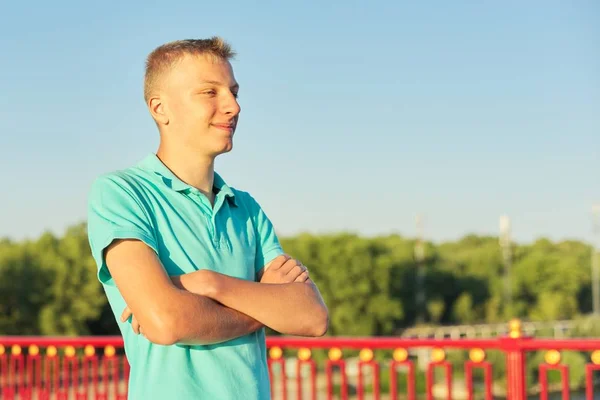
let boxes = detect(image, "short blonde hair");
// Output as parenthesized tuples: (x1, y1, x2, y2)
(143, 37, 236, 102)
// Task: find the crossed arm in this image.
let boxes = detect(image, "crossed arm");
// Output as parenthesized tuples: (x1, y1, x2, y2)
(105, 239, 328, 346)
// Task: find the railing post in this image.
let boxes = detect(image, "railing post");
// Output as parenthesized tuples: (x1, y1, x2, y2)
(502, 319, 529, 400)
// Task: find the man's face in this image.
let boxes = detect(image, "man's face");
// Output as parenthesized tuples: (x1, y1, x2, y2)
(159, 53, 241, 157)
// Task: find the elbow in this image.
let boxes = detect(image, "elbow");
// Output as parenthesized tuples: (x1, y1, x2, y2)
(142, 313, 180, 346)
(307, 307, 329, 337)
(148, 330, 179, 346)
(315, 308, 329, 337)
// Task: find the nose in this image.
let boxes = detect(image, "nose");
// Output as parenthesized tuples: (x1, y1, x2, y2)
(222, 92, 241, 117)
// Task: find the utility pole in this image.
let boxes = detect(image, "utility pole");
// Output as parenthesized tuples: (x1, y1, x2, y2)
(415, 214, 426, 324)
(499, 215, 512, 314)
(592, 205, 600, 315)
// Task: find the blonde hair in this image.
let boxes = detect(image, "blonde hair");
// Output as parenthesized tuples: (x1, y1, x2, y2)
(143, 37, 236, 102)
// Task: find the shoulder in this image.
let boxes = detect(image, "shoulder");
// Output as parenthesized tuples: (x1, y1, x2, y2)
(89, 160, 158, 197)
(87, 167, 152, 213)
(86, 168, 157, 245)
(90, 166, 148, 195)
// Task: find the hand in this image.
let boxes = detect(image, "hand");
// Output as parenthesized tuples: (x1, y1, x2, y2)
(188, 269, 221, 297)
(171, 269, 221, 297)
(260, 255, 309, 284)
(120, 306, 143, 335)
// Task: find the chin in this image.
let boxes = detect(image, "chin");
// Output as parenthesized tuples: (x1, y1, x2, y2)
(210, 143, 234, 157)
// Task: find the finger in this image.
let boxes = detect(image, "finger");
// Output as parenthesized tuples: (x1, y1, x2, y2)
(268, 254, 291, 271)
(286, 264, 306, 280)
(121, 307, 132, 322)
(139, 326, 144, 336)
(294, 271, 309, 283)
(132, 316, 141, 335)
(279, 258, 301, 274)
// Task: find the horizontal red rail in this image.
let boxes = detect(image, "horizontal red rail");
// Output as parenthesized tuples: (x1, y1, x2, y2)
(517, 339, 600, 351)
(267, 337, 502, 349)
(0, 336, 123, 347)
(3, 335, 600, 351)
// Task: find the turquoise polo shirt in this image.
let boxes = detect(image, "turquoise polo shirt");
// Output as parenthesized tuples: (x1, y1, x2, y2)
(87, 153, 284, 400)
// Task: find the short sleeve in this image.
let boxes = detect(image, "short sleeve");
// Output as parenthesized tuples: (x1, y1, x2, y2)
(245, 194, 284, 274)
(87, 174, 158, 286)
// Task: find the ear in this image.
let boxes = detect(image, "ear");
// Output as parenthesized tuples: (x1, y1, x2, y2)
(148, 96, 169, 126)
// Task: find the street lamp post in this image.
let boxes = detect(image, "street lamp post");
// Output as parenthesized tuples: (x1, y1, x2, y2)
(499, 215, 512, 314)
(415, 214, 426, 324)
(592, 205, 600, 315)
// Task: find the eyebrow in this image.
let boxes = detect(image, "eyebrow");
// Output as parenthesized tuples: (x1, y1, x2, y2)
(199, 80, 239, 90)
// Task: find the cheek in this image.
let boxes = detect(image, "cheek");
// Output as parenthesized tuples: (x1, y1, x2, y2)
(182, 101, 216, 125)
(167, 100, 187, 124)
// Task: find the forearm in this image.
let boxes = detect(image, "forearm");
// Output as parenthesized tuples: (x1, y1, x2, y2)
(166, 275, 262, 345)
(208, 275, 328, 337)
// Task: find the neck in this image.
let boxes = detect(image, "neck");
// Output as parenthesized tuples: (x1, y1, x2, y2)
(156, 142, 216, 201)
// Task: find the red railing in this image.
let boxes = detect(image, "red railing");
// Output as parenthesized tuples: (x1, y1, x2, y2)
(2, 320, 600, 399)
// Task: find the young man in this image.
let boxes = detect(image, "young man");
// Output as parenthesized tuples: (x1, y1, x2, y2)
(87, 37, 328, 400)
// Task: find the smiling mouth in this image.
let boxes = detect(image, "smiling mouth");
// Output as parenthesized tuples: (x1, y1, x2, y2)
(211, 124, 235, 132)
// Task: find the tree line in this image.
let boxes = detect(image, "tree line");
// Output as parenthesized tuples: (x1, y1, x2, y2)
(0, 222, 595, 336)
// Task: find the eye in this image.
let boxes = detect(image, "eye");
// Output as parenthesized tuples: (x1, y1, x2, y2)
(202, 90, 217, 96)
(232, 92, 239, 99)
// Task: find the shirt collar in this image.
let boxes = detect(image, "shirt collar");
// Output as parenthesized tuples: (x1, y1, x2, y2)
(138, 153, 236, 206)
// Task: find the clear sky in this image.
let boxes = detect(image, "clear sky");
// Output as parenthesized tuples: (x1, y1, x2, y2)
(1, 0, 598, 245)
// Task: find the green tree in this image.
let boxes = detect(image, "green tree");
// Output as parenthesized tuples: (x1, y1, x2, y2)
(281, 233, 403, 336)
(0, 239, 50, 334)
(36, 224, 105, 335)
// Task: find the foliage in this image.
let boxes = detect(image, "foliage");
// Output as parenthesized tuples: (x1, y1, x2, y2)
(0, 223, 104, 335)
(0, 224, 595, 336)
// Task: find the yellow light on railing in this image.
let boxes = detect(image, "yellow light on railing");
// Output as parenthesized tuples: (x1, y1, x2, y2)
(592, 350, 600, 365)
(65, 346, 76, 358)
(269, 347, 282, 360)
(11, 345, 21, 356)
(84, 345, 95, 357)
(47, 346, 57, 357)
(359, 349, 374, 362)
(469, 348, 486, 363)
(509, 318, 522, 338)
(297, 348, 311, 361)
(431, 348, 446, 363)
(393, 348, 408, 362)
(544, 350, 561, 366)
(104, 345, 116, 358)
(28, 345, 39, 356)
(328, 347, 342, 361)
(0, 345, 5, 356)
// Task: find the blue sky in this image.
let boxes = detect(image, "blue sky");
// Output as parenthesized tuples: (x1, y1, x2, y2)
(1, 0, 598, 244)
